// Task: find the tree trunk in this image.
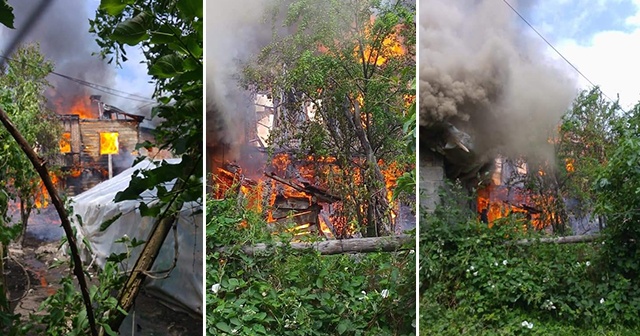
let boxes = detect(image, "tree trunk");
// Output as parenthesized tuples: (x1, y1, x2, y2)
(217, 235, 413, 255)
(0, 242, 8, 313)
(18, 198, 31, 246)
(0, 106, 98, 336)
(342, 99, 391, 236)
(107, 162, 196, 332)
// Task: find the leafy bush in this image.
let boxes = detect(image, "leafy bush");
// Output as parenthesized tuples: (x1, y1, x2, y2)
(420, 182, 640, 334)
(421, 216, 640, 332)
(207, 193, 415, 335)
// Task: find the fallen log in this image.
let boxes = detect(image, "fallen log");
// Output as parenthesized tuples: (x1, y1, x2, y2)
(218, 235, 414, 256)
(511, 234, 601, 246)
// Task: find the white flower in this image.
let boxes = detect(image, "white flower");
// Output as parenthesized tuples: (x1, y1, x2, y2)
(381, 289, 389, 298)
(521, 321, 533, 329)
(473, 271, 478, 276)
(470, 265, 475, 271)
(262, 292, 267, 297)
(494, 262, 498, 267)
(586, 261, 591, 267)
(409, 249, 415, 254)
(231, 329, 237, 334)
(503, 260, 508, 266)
(491, 284, 495, 289)
(600, 298, 605, 304)
(211, 283, 220, 294)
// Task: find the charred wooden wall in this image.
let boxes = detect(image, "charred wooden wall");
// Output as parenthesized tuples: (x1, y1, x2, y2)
(59, 116, 140, 195)
(78, 119, 139, 166)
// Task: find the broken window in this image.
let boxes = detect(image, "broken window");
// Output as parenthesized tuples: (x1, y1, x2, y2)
(99, 132, 119, 155)
(59, 132, 71, 153)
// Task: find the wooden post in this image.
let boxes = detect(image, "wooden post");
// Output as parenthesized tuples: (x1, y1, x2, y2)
(108, 153, 113, 179)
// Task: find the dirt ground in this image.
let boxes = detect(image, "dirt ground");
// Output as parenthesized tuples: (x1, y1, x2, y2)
(3, 217, 202, 335)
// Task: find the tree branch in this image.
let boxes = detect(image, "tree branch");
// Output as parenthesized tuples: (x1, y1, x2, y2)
(0, 107, 98, 336)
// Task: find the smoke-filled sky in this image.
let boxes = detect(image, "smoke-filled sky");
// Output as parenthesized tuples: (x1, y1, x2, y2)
(206, 0, 272, 149)
(530, 0, 640, 110)
(420, 0, 577, 160)
(0, 0, 154, 118)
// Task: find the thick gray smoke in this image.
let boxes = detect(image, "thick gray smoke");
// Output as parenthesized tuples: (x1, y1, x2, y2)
(1, 0, 149, 117)
(206, 1, 273, 154)
(420, 0, 576, 160)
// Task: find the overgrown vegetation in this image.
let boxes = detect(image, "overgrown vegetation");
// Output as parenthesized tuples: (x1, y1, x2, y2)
(0, 45, 61, 246)
(245, 0, 415, 237)
(207, 191, 415, 336)
(420, 88, 640, 334)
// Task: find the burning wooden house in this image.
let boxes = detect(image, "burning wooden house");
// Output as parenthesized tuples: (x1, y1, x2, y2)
(210, 91, 411, 239)
(57, 96, 144, 195)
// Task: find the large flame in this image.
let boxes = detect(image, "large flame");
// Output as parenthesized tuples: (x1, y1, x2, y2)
(68, 98, 97, 119)
(99, 132, 119, 155)
(355, 18, 406, 66)
(213, 152, 407, 238)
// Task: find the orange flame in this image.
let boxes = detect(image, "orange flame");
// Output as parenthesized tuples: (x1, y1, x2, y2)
(59, 132, 71, 153)
(99, 132, 119, 155)
(565, 158, 575, 173)
(68, 98, 97, 119)
(355, 18, 406, 66)
(34, 173, 59, 208)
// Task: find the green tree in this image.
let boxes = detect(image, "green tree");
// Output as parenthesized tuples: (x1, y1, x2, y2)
(556, 88, 622, 229)
(90, 0, 202, 330)
(595, 101, 640, 279)
(246, 0, 415, 237)
(0, 44, 60, 245)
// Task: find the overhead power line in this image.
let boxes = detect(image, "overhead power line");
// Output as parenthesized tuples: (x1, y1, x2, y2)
(50, 71, 155, 103)
(501, 0, 620, 106)
(0, 54, 156, 104)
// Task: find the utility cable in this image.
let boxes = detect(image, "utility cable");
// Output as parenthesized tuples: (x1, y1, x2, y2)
(0, 54, 155, 104)
(501, 0, 621, 107)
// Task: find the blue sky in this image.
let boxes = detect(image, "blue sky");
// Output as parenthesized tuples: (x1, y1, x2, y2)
(86, 0, 155, 115)
(525, 0, 640, 109)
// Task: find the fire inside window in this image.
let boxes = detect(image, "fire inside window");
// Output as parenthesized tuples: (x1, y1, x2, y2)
(100, 132, 119, 155)
(59, 132, 71, 153)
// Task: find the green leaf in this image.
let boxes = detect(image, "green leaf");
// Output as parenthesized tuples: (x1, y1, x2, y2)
(99, 213, 123, 231)
(176, 0, 203, 20)
(139, 202, 162, 217)
(149, 54, 185, 78)
(111, 11, 150, 46)
(337, 320, 349, 334)
(101, 322, 117, 336)
(99, 0, 132, 16)
(0, 0, 14, 29)
(216, 322, 232, 333)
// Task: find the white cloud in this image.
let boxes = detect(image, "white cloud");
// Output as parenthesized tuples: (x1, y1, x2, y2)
(535, 0, 640, 110)
(556, 26, 640, 109)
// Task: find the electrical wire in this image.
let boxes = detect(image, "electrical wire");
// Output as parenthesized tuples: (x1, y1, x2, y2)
(0, 54, 156, 104)
(501, 0, 621, 107)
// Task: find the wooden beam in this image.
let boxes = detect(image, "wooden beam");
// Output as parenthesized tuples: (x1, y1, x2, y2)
(511, 234, 601, 246)
(217, 235, 414, 256)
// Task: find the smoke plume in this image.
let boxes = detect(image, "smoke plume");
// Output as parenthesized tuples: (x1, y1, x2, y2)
(420, 0, 576, 159)
(206, 0, 273, 154)
(1, 0, 150, 117)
